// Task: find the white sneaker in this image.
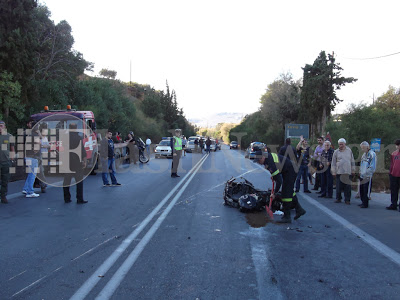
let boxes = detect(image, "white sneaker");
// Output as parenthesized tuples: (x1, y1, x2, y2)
(26, 193, 39, 198)
(22, 190, 27, 194)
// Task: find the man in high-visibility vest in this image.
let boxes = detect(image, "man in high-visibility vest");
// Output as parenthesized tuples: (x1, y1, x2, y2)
(254, 148, 306, 223)
(170, 129, 183, 178)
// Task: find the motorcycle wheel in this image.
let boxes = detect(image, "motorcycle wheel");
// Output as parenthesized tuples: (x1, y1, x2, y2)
(139, 152, 149, 163)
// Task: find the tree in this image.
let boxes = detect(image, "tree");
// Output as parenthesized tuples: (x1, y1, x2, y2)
(0, 0, 38, 103)
(0, 72, 23, 129)
(374, 86, 400, 111)
(260, 72, 301, 131)
(99, 68, 117, 80)
(300, 51, 357, 138)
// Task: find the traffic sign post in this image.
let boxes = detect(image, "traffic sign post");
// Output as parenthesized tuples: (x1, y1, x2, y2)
(370, 138, 381, 152)
(285, 124, 309, 140)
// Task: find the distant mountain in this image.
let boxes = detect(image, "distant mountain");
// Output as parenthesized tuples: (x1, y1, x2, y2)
(189, 112, 245, 128)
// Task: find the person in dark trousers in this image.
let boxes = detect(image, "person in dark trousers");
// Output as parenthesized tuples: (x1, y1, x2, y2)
(319, 140, 334, 198)
(359, 141, 376, 208)
(199, 138, 204, 153)
(295, 136, 312, 193)
(331, 138, 355, 205)
(194, 138, 199, 153)
(170, 129, 183, 178)
(205, 137, 211, 154)
(387, 139, 400, 211)
(0, 121, 15, 204)
(100, 130, 121, 186)
(62, 123, 88, 204)
(125, 132, 138, 164)
(254, 148, 306, 223)
(279, 138, 298, 162)
(312, 137, 325, 191)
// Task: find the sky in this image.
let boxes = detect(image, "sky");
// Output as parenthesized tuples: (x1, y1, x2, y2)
(40, 0, 400, 120)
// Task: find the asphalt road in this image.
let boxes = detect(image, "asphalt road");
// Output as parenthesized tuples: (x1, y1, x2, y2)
(1, 145, 400, 300)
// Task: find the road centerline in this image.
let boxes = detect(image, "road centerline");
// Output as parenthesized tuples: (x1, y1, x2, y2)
(69, 154, 209, 300)
(94, 151, 209, 299)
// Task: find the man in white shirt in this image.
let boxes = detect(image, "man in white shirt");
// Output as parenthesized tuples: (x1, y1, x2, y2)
(145, 137, 151, 158)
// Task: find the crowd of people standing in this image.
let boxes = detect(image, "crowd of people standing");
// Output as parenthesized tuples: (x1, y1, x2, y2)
(279, 135, 400, 212)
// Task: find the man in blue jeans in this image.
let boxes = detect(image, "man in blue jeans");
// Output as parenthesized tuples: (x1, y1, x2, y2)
(22, 124, 41, 198)
(100, 130, 121, 187)
(295, 136, 311, 193)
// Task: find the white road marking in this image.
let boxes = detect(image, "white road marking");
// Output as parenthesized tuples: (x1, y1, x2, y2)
(8, 270, 27, 281)
(12, 265, 63, 298)
(70, 154, 209, 300)
(255, 160, 400, 266)
(9, 235, 117, 297)
(94, 152, 209, 299)
(71, 236, 116, 262)
(301, 193, 400, 266)
(242, 229, 283, 300)
(12, 275, 48, 297)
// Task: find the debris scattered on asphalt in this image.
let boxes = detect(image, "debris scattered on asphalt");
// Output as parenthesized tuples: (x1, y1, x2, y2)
(296, 229, 303, 232)
(79, 270, 84, 273)
(318, 279, 324, 283)
(98, 275, 104, 278)
(307, 226, 312, 228)
(273, 211, 284, 216)
(215, 229, 221, 232)
(188, 237, 191, 239)
(325, 225, 331, 228)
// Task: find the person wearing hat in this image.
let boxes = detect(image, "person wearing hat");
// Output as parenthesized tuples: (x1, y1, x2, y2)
(170, 129, 183, 178)
(254, 148, 306, 223)
(0, 121, 15, 203)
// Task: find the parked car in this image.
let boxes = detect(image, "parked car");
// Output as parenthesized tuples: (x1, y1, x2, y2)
(186, 140, 197, 153)
(245, 142, 266, 159)
(230, 141, 239, 149)
(155, 140, 172, 158)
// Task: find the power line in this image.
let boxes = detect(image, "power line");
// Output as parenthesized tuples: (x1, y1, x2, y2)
(343, 51, 400, 60)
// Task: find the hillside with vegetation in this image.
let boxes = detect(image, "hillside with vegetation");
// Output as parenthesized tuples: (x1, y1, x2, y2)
(0, 0, 195, 140)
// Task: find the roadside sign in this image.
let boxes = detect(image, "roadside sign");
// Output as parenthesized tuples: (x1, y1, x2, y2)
(371, 138, 381, 152)
(285, 124, 309, 139)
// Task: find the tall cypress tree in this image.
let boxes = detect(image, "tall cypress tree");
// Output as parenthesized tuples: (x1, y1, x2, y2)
(300, 51, 357, 137)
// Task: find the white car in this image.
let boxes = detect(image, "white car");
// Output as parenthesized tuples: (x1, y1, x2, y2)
(155, 140, 172, 158)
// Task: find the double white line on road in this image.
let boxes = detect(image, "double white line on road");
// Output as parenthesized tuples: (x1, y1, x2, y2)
(70, 153, 209, 300)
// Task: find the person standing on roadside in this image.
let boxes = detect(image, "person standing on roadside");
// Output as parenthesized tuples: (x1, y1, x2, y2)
(387, 139, 400, 211)
(199, 138, 204, 154)
(62, 123, 88, 204)
(295, 136, 312, 193)
(22, 123, 41, 198)
(100, 130, 121, 186)
(194, 138, 199, 153)
(0, 121, 15, 204)
(312, 137, 325, 192)
(182, 136, 187, 156)
(146, 137, 152, 159)
(319, 140, 334, 199)
(279, 138, 298, 162)
(125, 132, 139, 164)
(170, 129, 183, 178)
(37, 123, 50, 193)
(205, 137, 211, 154)
(359, 141, 376, 208)
(331, 138, 355, 205)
